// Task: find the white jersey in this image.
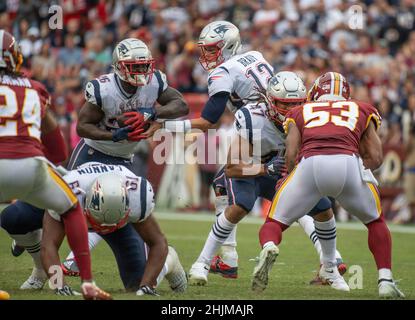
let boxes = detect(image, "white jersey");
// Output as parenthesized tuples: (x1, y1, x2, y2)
(49, 162, 154, 224)
(207, 51, 274, 113)
(233, 102, 285, 163)
(84, 71, 168, 159)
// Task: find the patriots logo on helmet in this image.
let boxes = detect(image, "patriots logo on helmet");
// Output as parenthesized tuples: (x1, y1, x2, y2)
(213, 25, 230, 37)
(118, 43, 129, 56)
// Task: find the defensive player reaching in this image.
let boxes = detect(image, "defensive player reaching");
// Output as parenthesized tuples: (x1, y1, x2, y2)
(144, 21, 336, 280)
(0, 30, 110, 300)
(1, 162, 187, 296)
(252, 72, 405, 298)
(188, 71, 345, 286)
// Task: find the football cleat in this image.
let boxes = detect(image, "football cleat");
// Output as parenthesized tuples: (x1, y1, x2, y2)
(20, 267, 47, 290)
(251, 243, 279, 292)
(310, 258, 348, 285)
(188, 262, 210, 286)
(318, 263, 350, 292)
(81, 282, 112, 300)
(165, 246, 187, 293)
(210, 255, 238, 279)
(378, 279, 405, 299)
(61, 259, 80, 277)
(11, 240, 25, 257)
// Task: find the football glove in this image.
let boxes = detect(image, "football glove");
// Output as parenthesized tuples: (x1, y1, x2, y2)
(55, 285, 80, 296)
(124, 107, 157, 129)
(112, 126, 132, 142)
(136, 285, 159, 296)
(264, 155, 285, 178)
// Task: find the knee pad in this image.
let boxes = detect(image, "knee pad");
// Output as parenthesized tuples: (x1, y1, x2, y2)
(0, 202, 44, 234)
(308, 197, 332, 217)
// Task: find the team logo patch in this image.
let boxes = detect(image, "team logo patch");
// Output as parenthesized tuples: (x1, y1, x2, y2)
(213, 25, 230, 37)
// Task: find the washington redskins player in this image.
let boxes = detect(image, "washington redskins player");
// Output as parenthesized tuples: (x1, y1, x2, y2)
(252, 72, 405, 298)
(0, 30, 110, 300)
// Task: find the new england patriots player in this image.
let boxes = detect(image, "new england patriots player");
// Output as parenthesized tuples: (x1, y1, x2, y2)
(1, 163, 187, 296)
(144, 21, 336, 280)
(59, 38, 188, 278)
(188, 72, 345, 286)
(252, 72, 404, 298)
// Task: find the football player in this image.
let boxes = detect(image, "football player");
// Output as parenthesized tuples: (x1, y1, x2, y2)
(188, 71, 345, 286)
(252, 72, 404, 298)
(0, 30, 110, 300)
(1, 162, 187, 296)
(143, 21, 333, 279)
(48, 38, 188, 279)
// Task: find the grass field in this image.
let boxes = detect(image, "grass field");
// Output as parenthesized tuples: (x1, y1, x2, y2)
(0, 211, 414, 300)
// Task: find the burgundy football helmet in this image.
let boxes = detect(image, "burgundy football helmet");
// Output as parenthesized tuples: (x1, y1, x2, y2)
(0, 30, 23, 73)
(308, 72, 350, 102)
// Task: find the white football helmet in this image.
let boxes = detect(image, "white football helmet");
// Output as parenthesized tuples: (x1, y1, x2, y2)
(85, 173, 130, 234)
(198, 20, 241, 70)
(112, 38, 154, 86)
(266, 71, 307, 125)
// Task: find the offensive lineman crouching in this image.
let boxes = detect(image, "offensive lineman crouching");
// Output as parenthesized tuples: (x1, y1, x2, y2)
(1, 162, 187, 296)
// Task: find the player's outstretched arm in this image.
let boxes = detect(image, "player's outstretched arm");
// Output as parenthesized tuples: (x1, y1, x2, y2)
(41, 212, 66, 282)
(76, 102, 113, 141)
(359, 121, 383, 170)
(156, 86, 189, 119)
(285, 122, 301, 173)
(133, 215, 168, 289)
(41, 109, 68, 163)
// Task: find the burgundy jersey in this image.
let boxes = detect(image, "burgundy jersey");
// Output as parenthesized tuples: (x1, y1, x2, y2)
(0, 75, 49, 159)
(284, 99, 381, 158)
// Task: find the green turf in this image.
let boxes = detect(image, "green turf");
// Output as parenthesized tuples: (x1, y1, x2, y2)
(0, 212, 414, 300)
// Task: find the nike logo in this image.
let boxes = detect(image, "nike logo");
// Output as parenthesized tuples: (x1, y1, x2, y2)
(204, 266, 209, 271)
(325, 269, 334, 273)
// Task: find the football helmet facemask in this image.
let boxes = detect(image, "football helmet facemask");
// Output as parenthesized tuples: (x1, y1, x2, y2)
(112, 38, 154, 87)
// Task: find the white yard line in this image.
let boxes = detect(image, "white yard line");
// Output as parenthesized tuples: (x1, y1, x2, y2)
(155, 211, 415, 235)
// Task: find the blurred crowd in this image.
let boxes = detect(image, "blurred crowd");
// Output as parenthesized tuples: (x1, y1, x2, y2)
(1, 0, 415, 222)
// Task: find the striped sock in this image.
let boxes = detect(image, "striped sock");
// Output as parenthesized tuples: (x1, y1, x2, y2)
(11, 230, 43, 270)
(314, 217, 337, 266)
(197, 212, 236, 265)
(298, 215, 323, 263)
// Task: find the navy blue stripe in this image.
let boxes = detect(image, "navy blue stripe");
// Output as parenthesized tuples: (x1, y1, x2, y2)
(212, 226, 230, 240)
(219, 66, 229, 74)
(316, 235, 337, 240)
(154, 70, 164, 98)
(240, 108, 253, 144)
(114, 75, 133, 99)
(67, 139, 86, 170)
(215, 221, 232, 233)
(139, 178, 147, 221)
(90, 80, 102, 108)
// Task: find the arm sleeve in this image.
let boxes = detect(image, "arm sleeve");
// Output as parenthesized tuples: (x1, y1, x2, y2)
(85, 80, 102, 108)
(201, 91, 230, 124)
(154, 70, 168, 98)
(233, 108, 254, 144)
(364, 103, 382, 130)
(208, 67, 233, 96)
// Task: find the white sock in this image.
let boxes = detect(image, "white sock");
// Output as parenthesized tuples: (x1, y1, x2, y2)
(379, 268, 393, 281)
(156, 263, 169, 287)
(215, 196, 228, 216)
(11, 230, 43, 272)
(298, 215, 323, 263)
(314, 217, 337, 265)
(66, 232, 103, 260)
(197, 212, 236, 265)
